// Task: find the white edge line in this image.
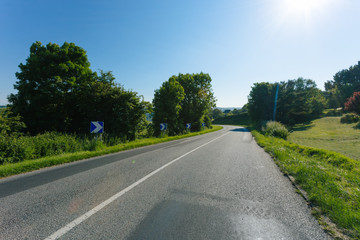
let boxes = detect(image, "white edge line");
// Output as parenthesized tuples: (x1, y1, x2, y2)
(44, 131, 230, 240)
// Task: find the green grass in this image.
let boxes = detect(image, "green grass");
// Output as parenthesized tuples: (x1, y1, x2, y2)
(253, 130, 360, 239)
(0, 126, 223, 178)
(288, 116, 360, 160)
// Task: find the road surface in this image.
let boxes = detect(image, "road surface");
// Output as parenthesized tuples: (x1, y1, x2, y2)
(0, 126, 330, 239)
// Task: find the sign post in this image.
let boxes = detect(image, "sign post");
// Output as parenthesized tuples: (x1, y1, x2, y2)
(160, 123, 167, 131)
(160, 123, 167, 137)
(186, 123, 191, 133)
(90, 121, 104, 142)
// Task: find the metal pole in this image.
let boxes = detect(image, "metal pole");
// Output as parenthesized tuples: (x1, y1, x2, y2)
(273, 84, 279, 121)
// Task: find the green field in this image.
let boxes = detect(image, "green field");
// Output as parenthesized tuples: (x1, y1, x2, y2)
(288, 116, 360, 161)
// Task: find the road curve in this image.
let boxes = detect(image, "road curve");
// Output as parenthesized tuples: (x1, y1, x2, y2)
(0, 125, 330, 240)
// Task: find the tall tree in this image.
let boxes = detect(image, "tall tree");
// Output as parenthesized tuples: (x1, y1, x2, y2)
(152, 77, 185, 135)
(177, 73, 216, 130)
(247, 82, 276, 123)
(8, 41, 93, 133)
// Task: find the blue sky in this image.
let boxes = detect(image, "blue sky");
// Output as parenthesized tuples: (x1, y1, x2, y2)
(1, 0, 359, 107)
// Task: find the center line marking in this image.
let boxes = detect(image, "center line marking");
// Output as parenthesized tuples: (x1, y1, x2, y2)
(44, 131, 230, 240)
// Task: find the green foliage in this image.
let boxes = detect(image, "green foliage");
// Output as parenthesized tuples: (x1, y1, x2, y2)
(153, 73, 216, 135)
(0, 132, 88, 164)
(247, 82, 276, 123)
(0, 126, 223, 178)
(262, 121, 289, 139)
(210, 108, 224, 119)
(177, 73, 216, 131)
(0, 108, 26, 135)
(344, 91, 360, 115)
(77, 71, 147, 140)
(247, 78, 326, 126)
(253, 131, 360, 239)
(153, 77, 185, 135)
(324, 83, 343, 108)
(325, 61, 360, 108)
(340, 113, 360, 124)
(8, 41, 93, 133)
(212, 112, 250, 126)
(8, 42, 146, 139)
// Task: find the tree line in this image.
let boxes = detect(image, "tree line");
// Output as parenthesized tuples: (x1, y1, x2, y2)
(3, 41, 215, 139)
(247, 61, 360, 126)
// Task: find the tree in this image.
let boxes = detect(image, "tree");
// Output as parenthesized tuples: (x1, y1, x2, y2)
(247, 78, 326, 126)
(75, 71, 146, 139)
(153, 77, 185, 135)
(325, 61, 360, 107)
(344, 91, 360, 115)
(247, 82, 276, 123)
(176, 73, 216, 131)
(8, 41, 93, 133)
(276, 78, 325, 125)
(210, 108, 224, 119)
(8, 42, 147, 139)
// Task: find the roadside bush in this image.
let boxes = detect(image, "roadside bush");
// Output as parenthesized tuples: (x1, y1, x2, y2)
(340, 113, 359, 124)
(263, 121, 289, 140)
(344, 91, 360, 115)
(0, 132, 108, 165)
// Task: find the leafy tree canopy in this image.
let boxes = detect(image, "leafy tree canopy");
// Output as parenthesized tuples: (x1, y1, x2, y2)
(8, 41, 94, 133)
(8, 42, 146, 139)
(177, 73, 216, 130)
(153, 73, 216, 135)
(325, 61, 360, 107)
(153, 77, 185, 135)
(248, 78, 326, 126)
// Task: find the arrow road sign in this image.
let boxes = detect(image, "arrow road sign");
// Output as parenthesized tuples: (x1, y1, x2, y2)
(90, 121, 104, 133)
(186, 123, 191, 129)
(160, 123, 167, 131)
(202, 123, 206, 127)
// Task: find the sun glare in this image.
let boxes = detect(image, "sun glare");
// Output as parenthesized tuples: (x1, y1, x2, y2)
(282, 0, 326, 14)
(273, 0, 338, 27)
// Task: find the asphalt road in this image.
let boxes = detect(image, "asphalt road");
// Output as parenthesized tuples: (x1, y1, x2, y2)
(0, 126, 330, 240)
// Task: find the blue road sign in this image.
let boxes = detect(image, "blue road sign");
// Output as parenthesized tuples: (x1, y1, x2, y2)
(202, 123, 206, 127)
(90, 121, 104, 133)
(160, 123, 167, 131)
(186, 123, 191, 129)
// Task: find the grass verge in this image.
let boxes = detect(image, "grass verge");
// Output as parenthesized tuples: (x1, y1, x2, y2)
(0, 126, 223, 179)
(252, 130, 360, 239)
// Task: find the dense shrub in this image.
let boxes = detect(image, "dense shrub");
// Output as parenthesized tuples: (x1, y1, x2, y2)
(0, 132, 109, 165)
(344, 91, 360, 115)
(340, 113, 359, 124)
(263, 121, 289, 139)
